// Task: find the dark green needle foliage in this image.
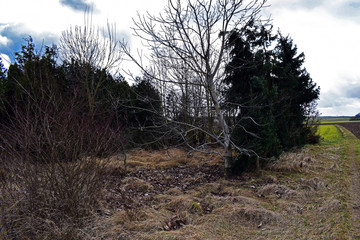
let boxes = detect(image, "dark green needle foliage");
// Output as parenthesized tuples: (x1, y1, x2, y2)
(224, 22, 319, 173)
(273, 34, 320, 150)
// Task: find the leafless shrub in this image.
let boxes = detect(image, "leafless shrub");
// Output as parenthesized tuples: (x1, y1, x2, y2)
(0, 88, 123, 239)
(304, 101, 321, 144)
(0, 160, 104, 239)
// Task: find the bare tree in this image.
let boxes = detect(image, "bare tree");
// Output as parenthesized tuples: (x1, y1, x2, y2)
(59, 11, 123, 112)
(122, 0, 267, 175)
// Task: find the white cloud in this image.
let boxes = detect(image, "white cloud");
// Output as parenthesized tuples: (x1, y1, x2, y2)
(0, 53, 10, 69)
(0, 0, 166, 45)
(318, 97, 360, 116)
(266, 3, 360, 116)
(0, 0, 84, 36)
(0, 35, 10, 46)
(0, 24, 11, 46)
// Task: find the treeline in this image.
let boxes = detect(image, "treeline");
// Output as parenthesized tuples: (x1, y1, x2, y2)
(0, 23, 320, 173)
(350, 113, 360, 121)
(0, 37, 166, 157)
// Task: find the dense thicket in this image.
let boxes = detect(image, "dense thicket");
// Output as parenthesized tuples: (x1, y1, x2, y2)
(224, 22, 320, 171)
(0, 38, 169, 159)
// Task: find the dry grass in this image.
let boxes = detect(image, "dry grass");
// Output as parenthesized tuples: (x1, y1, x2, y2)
(225, 205, 284, 226)
(2, 127, 357, 239)
(122, 177, 155, 193)
(110, 148, 224, 171)
(267, 148, 316, 172)
(257, 183, 304, 200)
(73, 138, 358, 239)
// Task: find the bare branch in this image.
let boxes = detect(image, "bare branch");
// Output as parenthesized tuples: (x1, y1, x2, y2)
(122, 0, 268, 176)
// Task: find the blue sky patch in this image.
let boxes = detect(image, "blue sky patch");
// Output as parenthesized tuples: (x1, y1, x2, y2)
(60, 0, 92, 12)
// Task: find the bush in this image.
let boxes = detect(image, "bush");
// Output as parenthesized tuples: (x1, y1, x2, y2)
(0, 89, 123, 239)
(0, 159, 105, 239)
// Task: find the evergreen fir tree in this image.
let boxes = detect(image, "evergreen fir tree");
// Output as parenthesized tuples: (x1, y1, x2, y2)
(224, 21, 281, 171)
(224, 25, 320, 173)
(272, 34, 320, 149)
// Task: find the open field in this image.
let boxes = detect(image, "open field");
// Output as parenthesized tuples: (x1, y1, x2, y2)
(74, 125, 360, 239)
(319, 117, 360, 124)
(337, 122, 360, 139)
(319, 117, 351, 123)
(318, 117, 360, 124)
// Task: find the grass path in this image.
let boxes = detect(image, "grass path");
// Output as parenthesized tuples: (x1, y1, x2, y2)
(323, 124, 360, 238)
(345, 129, 360, 238)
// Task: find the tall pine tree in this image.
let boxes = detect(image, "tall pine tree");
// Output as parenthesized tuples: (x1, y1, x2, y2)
(272, 34, 320, 150)
(224, 24, 320, 173)
(224, 21, 281, 171)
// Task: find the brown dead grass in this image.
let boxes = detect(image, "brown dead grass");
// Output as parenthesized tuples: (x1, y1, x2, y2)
(122, 177, 155, 193)
(36, 142, 356, 239)
(257, 183, 304, 200)
(225, 205, 284, 226)
(110, 148, 224, 171)
(267, 148, 316, 172)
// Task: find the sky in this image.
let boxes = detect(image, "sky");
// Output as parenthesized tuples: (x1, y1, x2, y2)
(0, 0, 359, 116)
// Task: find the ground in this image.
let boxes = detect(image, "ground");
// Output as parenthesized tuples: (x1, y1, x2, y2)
(338, 122, 360, 139)
(79, 123, 360, 239)
(2, 123, 360, 239)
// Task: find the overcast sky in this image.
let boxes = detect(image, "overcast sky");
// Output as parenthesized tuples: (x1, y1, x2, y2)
(0, 0, 359, 116)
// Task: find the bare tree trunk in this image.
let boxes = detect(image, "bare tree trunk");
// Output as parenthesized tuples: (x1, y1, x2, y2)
(208, 77, 233, 176)
(224, 144, 233, 177)
(206, 90, 211, 143)
(255, 157, 260, 171)
(122, 0, 267, 176)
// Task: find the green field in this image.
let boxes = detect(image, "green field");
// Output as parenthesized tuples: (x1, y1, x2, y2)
(318, 117, 360, 124)
(317, 124, 344, 143)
